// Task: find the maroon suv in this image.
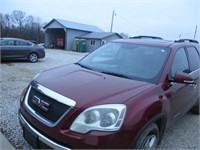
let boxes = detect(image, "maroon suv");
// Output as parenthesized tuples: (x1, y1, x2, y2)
(19, 38, 200, 149)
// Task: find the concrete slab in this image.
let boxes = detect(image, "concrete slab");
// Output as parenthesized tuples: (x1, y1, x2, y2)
(0, 132, 15, 149)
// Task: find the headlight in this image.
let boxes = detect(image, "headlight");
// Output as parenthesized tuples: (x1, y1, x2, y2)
(70, 104, 126, 134)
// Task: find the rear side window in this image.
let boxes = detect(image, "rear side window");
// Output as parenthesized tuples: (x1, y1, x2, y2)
(186, 46, 200, 71)
(16, 40, 32, 46)
(170, 48, 190, 78)
(0, 40, 15, 46)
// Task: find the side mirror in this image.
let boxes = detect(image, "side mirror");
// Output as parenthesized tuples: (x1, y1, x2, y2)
(173, 71, 195, 84)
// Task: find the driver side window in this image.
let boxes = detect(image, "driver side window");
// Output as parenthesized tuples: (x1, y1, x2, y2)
(170, 48, 190, 78)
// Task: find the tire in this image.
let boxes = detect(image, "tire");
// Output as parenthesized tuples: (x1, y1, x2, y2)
(28, 53, 38, 63)
(191, 98, 199, 114)
(132, 123, 159, 149)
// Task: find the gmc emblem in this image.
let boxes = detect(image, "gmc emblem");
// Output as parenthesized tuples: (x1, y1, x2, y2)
(32, 96, 50, 112)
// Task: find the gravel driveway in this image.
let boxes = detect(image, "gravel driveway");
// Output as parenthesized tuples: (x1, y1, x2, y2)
(0, 49, 199, 149)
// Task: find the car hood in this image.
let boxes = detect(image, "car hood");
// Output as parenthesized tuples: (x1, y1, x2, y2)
(35, 64, 154, 108)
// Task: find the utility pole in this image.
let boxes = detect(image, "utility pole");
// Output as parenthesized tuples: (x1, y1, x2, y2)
(110, 10, 115, 32)
(179, 34, 181, 39)
(194, 25, 198, 39)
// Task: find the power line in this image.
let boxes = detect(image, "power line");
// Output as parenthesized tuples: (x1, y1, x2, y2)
(115, 12, 163, 36)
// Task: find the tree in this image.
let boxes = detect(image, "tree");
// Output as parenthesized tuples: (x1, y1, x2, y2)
(1, 10, 45, 43)
(10, 10, 26, 37)
(0, 13, 4, 35)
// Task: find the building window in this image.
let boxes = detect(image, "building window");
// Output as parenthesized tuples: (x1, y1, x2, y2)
(101, 40, 106, 45)
(91, 40, 96, 45)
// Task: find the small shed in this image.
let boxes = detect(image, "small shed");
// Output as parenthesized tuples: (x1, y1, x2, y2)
(43, 18, 104, 50)
(76, 32, 122, 52)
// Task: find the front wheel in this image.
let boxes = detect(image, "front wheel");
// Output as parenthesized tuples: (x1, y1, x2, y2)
(28, 53, 38, 63)
(132, 123, 159, 149)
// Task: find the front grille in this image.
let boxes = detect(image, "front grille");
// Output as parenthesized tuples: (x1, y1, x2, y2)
(24, 82, 76, 125)
(27, 87, 71, 124)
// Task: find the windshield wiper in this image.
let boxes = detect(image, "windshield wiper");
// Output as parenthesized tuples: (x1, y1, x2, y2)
(75, 62, 93, 70)
(101, 71, 131, 79)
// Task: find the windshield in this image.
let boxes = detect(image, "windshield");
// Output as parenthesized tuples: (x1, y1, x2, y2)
(78, 42, 170, 84)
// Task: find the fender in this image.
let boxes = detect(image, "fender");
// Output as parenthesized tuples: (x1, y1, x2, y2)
(130, 112, 168, 148)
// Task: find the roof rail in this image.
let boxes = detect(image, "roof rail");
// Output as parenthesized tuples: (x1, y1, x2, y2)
(130, 35, 163, 40)
(175, 39, 199, 44)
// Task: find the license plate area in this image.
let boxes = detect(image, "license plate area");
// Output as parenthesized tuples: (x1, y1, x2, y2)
(23, 127, 38, 148)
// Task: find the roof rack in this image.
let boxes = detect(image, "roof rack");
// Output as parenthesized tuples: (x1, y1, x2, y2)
(130, 35, 163, 40)
(175, 39, 199, 44)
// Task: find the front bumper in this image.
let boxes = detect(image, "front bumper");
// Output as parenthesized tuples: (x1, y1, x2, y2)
(18, 112, 71, 149)
(19, 109, 133, 149)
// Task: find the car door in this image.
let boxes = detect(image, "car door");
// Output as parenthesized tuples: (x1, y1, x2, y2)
(168, 47, 195, 123)
(0, 39, 16, 58)
(15, 40, 32, 58)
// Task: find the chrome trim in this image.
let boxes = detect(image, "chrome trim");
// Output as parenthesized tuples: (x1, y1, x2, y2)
(190, 68, 200, 74)
(35, 84, 76, 107)
(24, 84, 76, 126)
(19, 113, 71, 150)
(183, 80, 195, 84)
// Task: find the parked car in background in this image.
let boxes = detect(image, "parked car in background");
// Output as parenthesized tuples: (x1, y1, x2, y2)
(38, 43, 45, 47)
(28, 40, 37, 44)
(0, 37, 45, 63)
(19, 37, 200, 149)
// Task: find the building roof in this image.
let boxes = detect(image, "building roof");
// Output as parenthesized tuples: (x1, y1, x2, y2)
(77, 32, 122, 39)
(43, 18, 104, 32)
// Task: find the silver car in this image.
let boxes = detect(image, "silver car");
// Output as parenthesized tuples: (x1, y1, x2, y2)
(0, 38, 45, 63)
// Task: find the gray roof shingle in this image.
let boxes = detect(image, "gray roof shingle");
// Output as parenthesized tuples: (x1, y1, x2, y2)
(77, 32, 122, 39)
(44, 18, 104, 32)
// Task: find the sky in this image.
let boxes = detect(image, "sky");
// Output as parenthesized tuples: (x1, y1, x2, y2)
(1, 0, 200, 41)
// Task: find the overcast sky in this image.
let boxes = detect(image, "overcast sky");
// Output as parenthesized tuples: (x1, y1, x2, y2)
(1, 0, 200, 41)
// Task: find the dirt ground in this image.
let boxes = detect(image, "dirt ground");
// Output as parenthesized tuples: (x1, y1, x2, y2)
(0, 49, 199, 149)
